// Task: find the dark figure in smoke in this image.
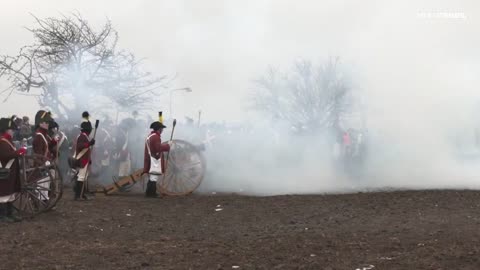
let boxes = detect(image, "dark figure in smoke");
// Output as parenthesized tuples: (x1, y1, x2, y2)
(93, 119, 114, 185)
(19, 116, 33, 140)
(144, 119, 170, 198)
(49, 120, 69, 180)
(125, 116, 141, 171)
(12, 116, 23, 141)
(0, 117, 26, 222)
(114, 120, 132, 178)
(73, 121, 95, 200)
(342, 130, 352, 158)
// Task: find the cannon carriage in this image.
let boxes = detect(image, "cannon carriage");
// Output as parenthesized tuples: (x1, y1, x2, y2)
(99, 139, 206, 196)
(13, 154, 63, 217)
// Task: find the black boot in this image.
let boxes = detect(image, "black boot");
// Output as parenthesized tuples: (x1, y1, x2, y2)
(0, 203, 7, 222)
(145, 181, 158, 198)
(145, 180, 152, 197)
(5, 202, 21, 222)
(74, 181, 83, 200)
(83, 180, 92, 195)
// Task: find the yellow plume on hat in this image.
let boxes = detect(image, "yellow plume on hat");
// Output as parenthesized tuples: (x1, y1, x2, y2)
(158, 111, 164, 124)
(40, 111, 54, 120)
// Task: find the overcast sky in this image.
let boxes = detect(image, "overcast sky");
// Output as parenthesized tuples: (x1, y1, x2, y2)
(0, 0, 477, 123)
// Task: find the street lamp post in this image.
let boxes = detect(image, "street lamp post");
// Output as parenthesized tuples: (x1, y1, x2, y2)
(169, 87, 192, 118)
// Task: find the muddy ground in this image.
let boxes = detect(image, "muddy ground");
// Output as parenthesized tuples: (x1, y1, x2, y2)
(1, 189, 480, 270)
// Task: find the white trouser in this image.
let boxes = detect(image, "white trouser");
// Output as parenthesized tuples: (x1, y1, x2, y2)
(0, 194, 16, 203)
(77, 166, 89, 182)
(37, 169, 56, 201)
(149, 174, 161, 182)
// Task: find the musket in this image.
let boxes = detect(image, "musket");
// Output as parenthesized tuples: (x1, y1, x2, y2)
(162, 119, 176, 186)
(197, 110, 201, 128)
(165, 118, 177, 164)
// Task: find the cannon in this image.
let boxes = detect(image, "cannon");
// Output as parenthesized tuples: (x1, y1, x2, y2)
(159, 139, 206, 195)
(13, 154, 63, 217)
(99, 139, 206, 196)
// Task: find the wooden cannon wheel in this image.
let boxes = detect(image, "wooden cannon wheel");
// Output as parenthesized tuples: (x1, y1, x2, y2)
(13, 154, 63, 216)
(158, 139, 206, 196)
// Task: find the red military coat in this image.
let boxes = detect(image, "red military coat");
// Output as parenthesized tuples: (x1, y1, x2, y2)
(0, 134, 21, 196)
(143, 131, 170, 174)
(75, 132, 91, 168)
(32, 128, 56, 160)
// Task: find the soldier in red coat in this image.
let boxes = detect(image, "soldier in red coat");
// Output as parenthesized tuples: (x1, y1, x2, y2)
(32, 111, 57, 160)
(0, 117, 26, 222)
(32, 111, 57, 202)
(144, 120, 171, 197)
(73, 121, 96, 200)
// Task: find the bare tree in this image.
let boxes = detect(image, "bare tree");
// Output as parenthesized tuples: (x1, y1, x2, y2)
(0, 13, 167, 121)
(252, 58, 357, 133)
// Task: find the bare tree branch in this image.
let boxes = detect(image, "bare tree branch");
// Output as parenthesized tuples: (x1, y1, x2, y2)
(0, 12, 168, 121)
(251, 58, 357, 133)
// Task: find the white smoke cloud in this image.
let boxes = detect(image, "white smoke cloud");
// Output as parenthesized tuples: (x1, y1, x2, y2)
(1, 0, 479, 195)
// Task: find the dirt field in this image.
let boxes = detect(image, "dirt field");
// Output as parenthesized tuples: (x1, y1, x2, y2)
(2, 189, 480, 270)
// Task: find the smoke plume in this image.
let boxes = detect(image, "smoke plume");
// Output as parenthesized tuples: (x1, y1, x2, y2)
(1, 0, 478, 195)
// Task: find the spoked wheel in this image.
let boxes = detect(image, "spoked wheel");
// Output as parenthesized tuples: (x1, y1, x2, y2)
(158, 139, 206, 196)
(13, 154, 63, 217)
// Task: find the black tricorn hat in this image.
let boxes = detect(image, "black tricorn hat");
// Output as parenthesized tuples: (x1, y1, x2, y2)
(80, 121, 93, 132)
(35, 110, 53, 126)
(150, 111, 167, 130)
(0, 117, 17, 132)
(49, 120, 59, 130)
(150, 121, 166, 130)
